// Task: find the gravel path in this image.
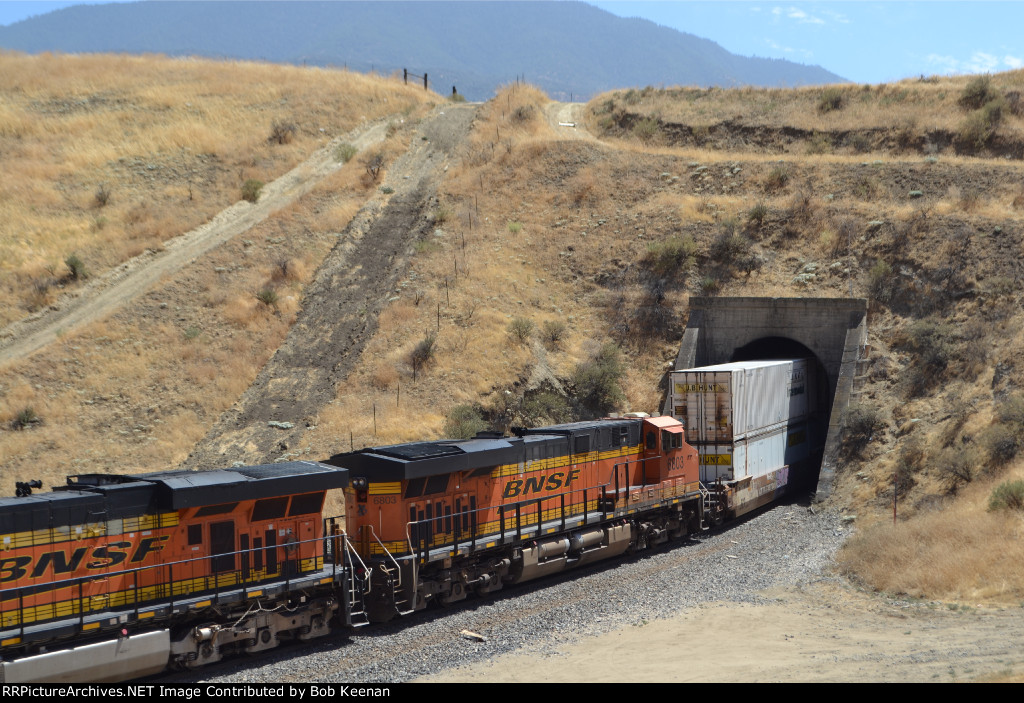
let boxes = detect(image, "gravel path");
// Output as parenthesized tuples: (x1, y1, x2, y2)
(156, 496, 845, 683)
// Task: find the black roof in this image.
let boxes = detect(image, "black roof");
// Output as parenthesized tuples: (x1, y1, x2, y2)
(327, 436, 524, 481)
(0, 461, 348, 533)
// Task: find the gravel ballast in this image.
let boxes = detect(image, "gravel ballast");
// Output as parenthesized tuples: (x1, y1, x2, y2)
(161, 498, 845, 683)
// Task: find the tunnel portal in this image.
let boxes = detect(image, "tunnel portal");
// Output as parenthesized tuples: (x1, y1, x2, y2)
(668, 297, 869, 503)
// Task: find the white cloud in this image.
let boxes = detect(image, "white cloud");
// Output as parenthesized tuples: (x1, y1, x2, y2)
(965, 52, 999, 73)
(786, 6, 825, 24)
(1005, 55, 1023, 69)
(925, 54, 960, 74)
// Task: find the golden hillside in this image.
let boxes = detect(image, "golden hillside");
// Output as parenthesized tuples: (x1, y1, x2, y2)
(2, 54, 1023, 604)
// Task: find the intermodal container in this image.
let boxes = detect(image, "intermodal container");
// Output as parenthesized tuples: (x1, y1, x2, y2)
(669, 359, 811, 445)
(697, 421, 812, 483)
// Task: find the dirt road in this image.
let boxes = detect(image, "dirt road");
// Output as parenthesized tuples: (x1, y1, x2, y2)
(182, 104, 478, 469)
(421, 580, 1024, 682)
(0, 119, 390, 367)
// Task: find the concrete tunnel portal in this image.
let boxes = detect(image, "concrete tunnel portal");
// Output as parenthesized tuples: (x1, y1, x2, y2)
(667, 297, 870, 503)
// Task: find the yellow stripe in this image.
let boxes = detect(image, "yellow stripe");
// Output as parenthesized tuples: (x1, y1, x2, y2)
(0, 512, 178, 550)
(368, 482, 401, 495)
(2, 637, 21, 646)
(138, 611, 155, 619)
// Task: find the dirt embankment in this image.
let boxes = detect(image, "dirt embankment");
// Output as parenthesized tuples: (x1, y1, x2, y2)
(182, 105, 478, 469)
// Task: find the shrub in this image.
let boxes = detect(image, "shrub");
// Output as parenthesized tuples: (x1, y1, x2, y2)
(12, 407, 40, 430)
(508, 316, 535, 344)
(334, 142, 358, 163)
(632, 117, 660, 143)
(410, 332, 436, 377)
(867, 259, 893, 303)
(444, 404, 487, 438)
(570, 343, 625, 418)
(364, 153, 384, 181)
(747, 202, 768, 226)
(511, 104, 534, 122)
(508, 221, 523, 234)
(842, 402, 884, 456)
(94, 183, 111, 207)
(958, 74, 998, 110)
(255, 288, 279, 307)
(65, 254, 87, 281)
(982, 424, 1019, 467)
(988, 480, 1024, 512)
(449, 92, 467, 103)
(765, 166, 790, 192)
(936, 444, 980, 493)
(642, 235, 697, 279)
(540, 319, 568, 350)
(270, 120, 297, 145)
(241, 179, 264, 203)
(698, 275, 720, 295)
(818, 87, 844, 112)
(519, 387, 572, 426)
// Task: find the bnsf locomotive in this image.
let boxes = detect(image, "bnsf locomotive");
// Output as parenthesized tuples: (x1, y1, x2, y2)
(1, 404, 812, 682)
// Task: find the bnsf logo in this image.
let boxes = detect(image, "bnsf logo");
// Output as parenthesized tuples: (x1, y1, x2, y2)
(0, 535, 169, 583)
(502, 469, 580, 499)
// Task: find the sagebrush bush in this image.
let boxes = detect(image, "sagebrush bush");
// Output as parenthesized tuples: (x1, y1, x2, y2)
(241, 179, 264, 203)
(842, 402, 884, 456)
(270, 120, 297, 145)
(255, 288, 279, 307)
(65, 254, 87, 281)
(540, 320, 568, 350)
(958, 74, 998, 110)
(632, 117, 660, 143)
(765, 166, 790, 192)
(94, 183, 111, 207)
(508, 316, 535, 343)
(410, 332, 436, 377)
(642, 235, 697, 279)
(443, 404, 487, 438)
(12, 407, 40, 430)
(747, 202, 768, 226)
(570, 343, 625, 418)
(334, 142, 358, 163)
(988, 480, 1024, 512)
(818, 87, 844, 113)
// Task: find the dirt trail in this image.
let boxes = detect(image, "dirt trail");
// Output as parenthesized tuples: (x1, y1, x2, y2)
(422, 581, 1024, 683)
(182, 104, 477, 469)
(0, 119, 390, 367)
(544, 101, 594, 140)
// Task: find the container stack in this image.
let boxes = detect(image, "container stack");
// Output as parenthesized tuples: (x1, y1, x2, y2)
(668, 359, 814, 484)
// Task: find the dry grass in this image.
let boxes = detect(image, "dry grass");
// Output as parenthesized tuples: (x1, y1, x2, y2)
(591, 72, 1024, 133)
(837, 467, 1024, 603)
(0, 51, 432, 328)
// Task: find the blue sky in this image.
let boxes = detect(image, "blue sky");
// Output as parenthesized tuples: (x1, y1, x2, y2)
(1, 1, 1022, 85)
(591, 1, 1024, 84)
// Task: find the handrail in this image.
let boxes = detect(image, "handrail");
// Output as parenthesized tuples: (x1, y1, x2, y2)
(404, 479, 615, 560)
(0, 526, 347, 639)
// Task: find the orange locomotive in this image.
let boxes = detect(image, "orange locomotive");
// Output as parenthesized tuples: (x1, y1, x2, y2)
(0, 462, 352, 681)
(327, 414, 701, 621)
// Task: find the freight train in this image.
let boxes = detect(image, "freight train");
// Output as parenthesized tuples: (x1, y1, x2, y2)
(0, 360, 819, 682)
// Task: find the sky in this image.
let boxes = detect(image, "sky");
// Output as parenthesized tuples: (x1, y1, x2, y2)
(0, 1, 1022, 85)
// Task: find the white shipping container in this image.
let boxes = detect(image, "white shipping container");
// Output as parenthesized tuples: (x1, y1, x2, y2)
(670, 359, 811, 444)
(698, 422, 812, 483)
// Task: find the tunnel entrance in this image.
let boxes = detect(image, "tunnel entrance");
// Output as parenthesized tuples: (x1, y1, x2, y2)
(730, 337, 831, 492)
(668, 297, 869, 503)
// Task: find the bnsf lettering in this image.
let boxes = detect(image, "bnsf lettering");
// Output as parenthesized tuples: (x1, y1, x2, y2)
(0, 556, 31, 583)
(503, 469, 580, 499)
(0, 536, 168, 583)
(87, 541, 132, 569)
(30, 547, 88, 578)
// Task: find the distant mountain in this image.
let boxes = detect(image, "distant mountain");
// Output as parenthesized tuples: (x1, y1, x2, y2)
(0, 1, 846, 100)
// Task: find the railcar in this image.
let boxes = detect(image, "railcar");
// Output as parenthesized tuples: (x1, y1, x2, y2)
(0, 462, 354, 683)
(325, 414, 703, 622)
